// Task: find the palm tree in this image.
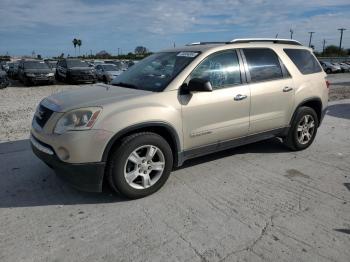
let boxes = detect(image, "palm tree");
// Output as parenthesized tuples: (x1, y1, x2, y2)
(72, 38, 78, 57)
(77, 39, 82, 57)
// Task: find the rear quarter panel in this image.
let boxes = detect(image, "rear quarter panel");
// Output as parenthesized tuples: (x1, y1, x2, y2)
(274, 46, 328, 122)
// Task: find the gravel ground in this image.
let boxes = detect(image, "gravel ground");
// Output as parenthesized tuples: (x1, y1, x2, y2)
(0, 74, 350, 142)
(0, 81, 81, 142)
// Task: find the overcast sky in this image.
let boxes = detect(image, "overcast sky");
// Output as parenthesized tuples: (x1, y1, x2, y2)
(0, 0, 349, 57)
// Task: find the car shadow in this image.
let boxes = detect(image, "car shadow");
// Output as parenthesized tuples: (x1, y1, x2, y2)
(327, 103, 350, 120)
(178, 137, 288, 169)
(0, 139, 127, 208)
(0, 137, 288, 208)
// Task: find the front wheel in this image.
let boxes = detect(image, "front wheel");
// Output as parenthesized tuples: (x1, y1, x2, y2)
(284, 107, 319, 151)
(107, 132, 173, 199)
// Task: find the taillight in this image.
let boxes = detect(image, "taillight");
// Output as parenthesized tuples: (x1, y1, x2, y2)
(326, 80, 330, 89)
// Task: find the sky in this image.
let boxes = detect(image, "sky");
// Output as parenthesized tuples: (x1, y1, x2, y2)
(0, 0, 349, 57)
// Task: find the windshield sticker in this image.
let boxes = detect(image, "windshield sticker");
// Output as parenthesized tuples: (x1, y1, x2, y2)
(177, 52, 199, 58)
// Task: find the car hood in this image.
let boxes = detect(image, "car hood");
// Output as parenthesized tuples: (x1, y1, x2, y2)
(106, 70, 123, 76)
(41, 83, 151, 112)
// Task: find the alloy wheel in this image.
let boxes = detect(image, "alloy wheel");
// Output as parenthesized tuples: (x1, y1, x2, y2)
(124, 145, 165, 189)
(297, 114, 315, 145)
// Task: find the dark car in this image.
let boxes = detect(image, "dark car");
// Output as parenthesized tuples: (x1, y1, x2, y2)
(18, 60, 55, 86)
(0, 70, 10, 89)
(7, 62, 19, 79)
(56, 59, 97, 84)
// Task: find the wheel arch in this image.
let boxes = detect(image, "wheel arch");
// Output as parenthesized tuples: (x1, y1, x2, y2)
(102, 122, 182, 167)
(290, 97, 323, 127)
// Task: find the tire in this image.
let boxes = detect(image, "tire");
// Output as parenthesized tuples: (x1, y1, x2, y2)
(325, 68, 331, 74)
(55, 71, 61, 81)
(284, 106, 319, 151)
(23, 78, 31, 86)
(107, 132, 173, 199)
(103, 76, 108, 84)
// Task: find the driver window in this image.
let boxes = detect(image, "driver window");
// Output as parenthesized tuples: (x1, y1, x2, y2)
(189, 50, 241, 90)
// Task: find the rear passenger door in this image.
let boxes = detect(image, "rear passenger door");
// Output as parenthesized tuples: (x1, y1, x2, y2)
(242, 48, 294, 134)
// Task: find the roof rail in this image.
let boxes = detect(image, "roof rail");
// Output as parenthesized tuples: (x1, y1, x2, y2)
(230, 38, 302, 46)
(186, 41, 226, 46)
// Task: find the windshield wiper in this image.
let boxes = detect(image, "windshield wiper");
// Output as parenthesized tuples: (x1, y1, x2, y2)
(113, 82, 139, 89)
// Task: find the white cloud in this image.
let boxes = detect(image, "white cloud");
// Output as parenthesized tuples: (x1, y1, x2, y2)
(0, 0, 349, 52)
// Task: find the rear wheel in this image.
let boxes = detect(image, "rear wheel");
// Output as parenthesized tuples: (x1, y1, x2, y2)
(107, 132, 173, 199)
(284, 107, 318, 151)
(325, 68, 331, 74)
(102, 76, 108, 84)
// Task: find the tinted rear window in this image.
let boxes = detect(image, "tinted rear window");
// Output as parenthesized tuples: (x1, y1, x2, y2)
(284, 49, 322, 74)
(243, 48, 283, 82)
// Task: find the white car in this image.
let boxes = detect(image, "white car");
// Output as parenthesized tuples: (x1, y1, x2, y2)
(95, 64, 123, 83)
(338, 63, 350, 72)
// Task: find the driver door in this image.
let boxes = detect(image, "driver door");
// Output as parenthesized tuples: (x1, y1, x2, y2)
(181, 50, 250, 151)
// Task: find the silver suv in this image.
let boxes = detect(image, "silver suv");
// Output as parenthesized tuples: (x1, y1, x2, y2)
(31, 39, 329, 198)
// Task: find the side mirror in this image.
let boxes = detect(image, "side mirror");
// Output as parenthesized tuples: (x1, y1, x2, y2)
(187, 78, 213, 92)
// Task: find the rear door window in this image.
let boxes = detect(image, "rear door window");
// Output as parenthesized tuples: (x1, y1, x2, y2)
(243, 48, 283, 82)
(284, 49, 322, 74)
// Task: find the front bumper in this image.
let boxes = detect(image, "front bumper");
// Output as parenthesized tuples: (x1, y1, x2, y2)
(31, 135, 105, 192)
(70, 74, 97, 83)
(27, 76, 55, 82)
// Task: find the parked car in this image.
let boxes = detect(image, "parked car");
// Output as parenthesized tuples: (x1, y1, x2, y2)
(338, 63, 350, 72)
(31, 38, 328, 199)
(17, 60, 55, 86)
(56, 59, 97, 84)
(7, 62, 19, 79)
(0, 69, 10, 89)
(104, 60, 127, 70)
(45, 60, 58, 72)
(319, 61, 341, 74)
(95, 64, 123, 83)
(0, 61, 7, 70)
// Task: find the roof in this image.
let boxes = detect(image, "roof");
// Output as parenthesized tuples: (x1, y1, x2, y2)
(161, 38, 305, 53)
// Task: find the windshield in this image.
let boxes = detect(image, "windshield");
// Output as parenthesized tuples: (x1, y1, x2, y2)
(66, 60, 89, 68)
(102, 64, 118, 71)
(111, 51, 199, 92)
(24, 61, 50, 69)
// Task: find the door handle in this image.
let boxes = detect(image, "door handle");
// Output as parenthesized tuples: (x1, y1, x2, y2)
(283, 86, 293, 92)
(234, 94, 248, 101)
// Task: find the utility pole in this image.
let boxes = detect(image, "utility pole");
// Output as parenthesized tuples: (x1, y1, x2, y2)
(338, 28, 346, 53)
(290, 29, 294, 39)
(322, 39, 326, 54)
(308, 32, 315, 47)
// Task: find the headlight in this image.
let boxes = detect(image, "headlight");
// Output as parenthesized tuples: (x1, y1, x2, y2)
(26, 73, 35, 77)
(54, 107, 102, 134)
(47, 73, 54, 77)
